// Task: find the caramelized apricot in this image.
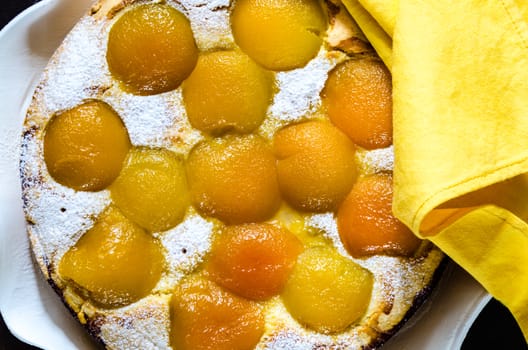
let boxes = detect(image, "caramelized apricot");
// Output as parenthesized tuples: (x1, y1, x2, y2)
(207, 223, 302, 300)
(282, 247, 373, 333)
(170, 276, 264, 350)
(183, 50, 274, 134)
(274, 120, 357, 212)
(110, 148, 189, 232)
(231, 0, 326, 71)
(337, 173, 422, 257)
(44, 100, 131, 191)
(186, 135, 281, 224)
(59, 207, 164, 308)
(322, 58, 393, 149)
(107, 4, 198, 95)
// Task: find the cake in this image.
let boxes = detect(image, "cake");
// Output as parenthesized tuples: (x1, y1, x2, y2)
(19, 0, 445, 349)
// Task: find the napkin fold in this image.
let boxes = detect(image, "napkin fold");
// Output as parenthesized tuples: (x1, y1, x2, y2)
(342, 0, 528, 341)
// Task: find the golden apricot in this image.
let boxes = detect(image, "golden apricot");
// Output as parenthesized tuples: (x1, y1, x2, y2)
(274, 120, 357, 212)
(183, 50, 274, 134)
(282, 247, 373, 333)
(322, 58, 393, 149)
(170, 276, 264, 350)
(110, 147, 189, 232)
(207, 223, 302, 300)
(44, 100, 131, 191)
(107, 4, 198, 95)
(337, 173, 422, 258)
(186, 135, 281, 224)
(59, 207, 164, 308)
(231, 0, 326, 71)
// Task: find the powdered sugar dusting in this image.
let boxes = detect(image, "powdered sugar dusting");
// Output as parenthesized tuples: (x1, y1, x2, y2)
(25, 185, 110, 266)
(304, 212, 445, 341)
(306, 212, 348, 257)
(163, 90, 204, 155)
(261, 300, 367, 350)
(38, 16, 110, 115)
(261, 331, 316, 350)
(178, 0, 233, 51)
(259, 48, 342, 138)
(20, 128, 110, 266)
(262, 329, 339, 350)
(99, 296, 171, 350)
(356, 145, 394, 174)
(103, 89, 192, 150)
(259, 49, 346, 138)
(261, 301, 338, 350)
(157, 213, 213, 286)
(269, 49, 341, 121)
(304, 212, 394, 329)
(360, 251, 444, 330)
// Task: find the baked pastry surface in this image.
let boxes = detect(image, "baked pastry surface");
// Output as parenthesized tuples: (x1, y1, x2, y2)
(20, 0, 445, 349)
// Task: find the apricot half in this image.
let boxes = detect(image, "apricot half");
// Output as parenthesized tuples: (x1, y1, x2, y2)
(170, 276, 264, 350)
(183, 50, 274, 134)
(207, 223, 302, 300)
(110, 148, 189, 232)
(282, 247, 373, 333)
(337, 173, 422, 258)
(59, 207, 164, 308)
(44, 100, 131, 191)
(231, 0, 326, 71)
(107, 4, 198, 95)
(322, 58, 393, 149)
(186, 135, 281, 224)
(274, 120, 357, 212)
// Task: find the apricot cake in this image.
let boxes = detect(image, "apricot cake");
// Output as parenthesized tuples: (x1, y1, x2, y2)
(19, 0, 445, 349)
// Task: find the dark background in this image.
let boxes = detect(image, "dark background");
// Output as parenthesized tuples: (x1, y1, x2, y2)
(1, 1, 526, 349)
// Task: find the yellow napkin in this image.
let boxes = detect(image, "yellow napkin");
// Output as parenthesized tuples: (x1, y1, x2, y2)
(342, 0, 528, 341)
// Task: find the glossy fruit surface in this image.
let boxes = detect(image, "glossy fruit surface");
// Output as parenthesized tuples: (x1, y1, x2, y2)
(207, 223, 302, 300)
(282, 247, 373, 333)
(274, 120, 357, 212)
(110, 147, 189, 232)
(170, 276, 264, 350)
(231, 0, 326, 71)
(183, 50, 273, 134)
(337, 173, 422, 257)
(186, 135, 281, 224)
(107, 4, 198, 95)
(322, 58, 392, 149)
(44, 100, 130, 191)
(59, 207, 164, 308)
